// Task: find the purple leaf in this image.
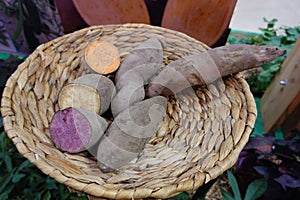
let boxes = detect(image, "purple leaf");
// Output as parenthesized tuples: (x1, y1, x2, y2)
(276, 139, 300, 154)
(253, 166, 270, 179)
(245, 135, 275, 154)
(236, 151, 257, 172)
(274, 174, 300, 191)
(278, 161, 300, 178)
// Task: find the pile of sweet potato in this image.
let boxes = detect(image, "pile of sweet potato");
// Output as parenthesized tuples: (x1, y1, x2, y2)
(49, 37, 285, 171)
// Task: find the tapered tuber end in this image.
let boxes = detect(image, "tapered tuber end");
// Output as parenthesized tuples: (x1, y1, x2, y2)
(253, 45, 286, 66)
(215, 44, 286, 68)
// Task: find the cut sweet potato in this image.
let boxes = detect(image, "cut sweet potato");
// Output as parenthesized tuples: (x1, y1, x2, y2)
(73, 74, 116, 114)
(97, 96, 167, 171)
(147, 44, 286, 97)
(59, 74, 116, 115)
(58, 83, 100, 114)
(50, 107, 108, 153)
(85, 40, 120, 75)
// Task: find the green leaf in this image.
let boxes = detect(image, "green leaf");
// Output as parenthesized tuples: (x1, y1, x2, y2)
(12, 173, 26, 183)
(175, 192, 189, 200)
(1, 153, 13, 171)
(0, 184, 14, 200)
(45, 177, 58, 190)
(244, 179, 268, 200)
(221, 188, 235, 200)
(0, 170, 14, 193)
(227, 171, 242, 200)
(42, 191, 51, 200)
(16, 160, 31, 172)
(11, 0, 24, 41)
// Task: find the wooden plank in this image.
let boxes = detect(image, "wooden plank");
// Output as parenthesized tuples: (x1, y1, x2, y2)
(260, 37, 300, 133)
(282, 95, 300, 139)
(272, 88, 300, 133)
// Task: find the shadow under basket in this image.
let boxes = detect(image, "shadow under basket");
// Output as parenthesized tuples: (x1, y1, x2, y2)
(1, 24, 257, 199)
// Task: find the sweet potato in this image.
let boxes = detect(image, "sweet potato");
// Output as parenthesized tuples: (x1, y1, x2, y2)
(97, 96, 167, 171)
(85, 40, 120, 75)
(59, 74, 116, 114)
(58, 83, 100, 114)
(50, 107, 108, 153)
(115, 70, 144, 91)
(146, 44, 286, 97)
(115, 37, 164, 85)
(111, 38, 164, 116)
(110, 81, 145, 117)
(113, 71, 145, 117)
(73, 74, 116, 114)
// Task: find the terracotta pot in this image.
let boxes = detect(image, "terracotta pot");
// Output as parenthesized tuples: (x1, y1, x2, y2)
(161, 0, 237, 46)
(72, 0, 150, 25)
(58, 0, 236, 46)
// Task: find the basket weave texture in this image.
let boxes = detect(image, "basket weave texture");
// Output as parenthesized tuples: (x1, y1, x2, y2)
(1, 24, 257, 199)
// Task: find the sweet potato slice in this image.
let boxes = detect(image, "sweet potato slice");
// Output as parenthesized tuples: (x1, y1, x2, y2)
(85, 40, 120, 75)
(50, 107, 108, 153)
(72, 0, 150, 26)
(161, 0, 237, 46)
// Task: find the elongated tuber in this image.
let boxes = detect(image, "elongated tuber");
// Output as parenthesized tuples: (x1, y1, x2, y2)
(146, 44, 286, 97)
(50, 107, 108, 153)
(115, 37, 164, 84)
(110, 81, 145, 117)
(97, 96, 167, 171)
(111, 38, 164, 116)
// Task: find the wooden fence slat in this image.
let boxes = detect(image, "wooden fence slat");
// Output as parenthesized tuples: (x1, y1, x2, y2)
(260, 37, 300, 133)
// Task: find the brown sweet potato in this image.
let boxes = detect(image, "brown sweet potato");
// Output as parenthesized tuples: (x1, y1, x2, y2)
(111, 70, 145, 117)
(146, 44, 286, 97)
(115, 70, 144, 91)
(97, 96, 167, 171)
(50, 107, 108, 153)
(115, 37, 164, 85)
(111, 38, 164, 116)
(59, 74, 116, 114)
(110, 81, 145, 117)
(73, 74, 116, 114)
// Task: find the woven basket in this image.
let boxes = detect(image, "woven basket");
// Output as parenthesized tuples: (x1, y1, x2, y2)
(1, 24, 256, 199)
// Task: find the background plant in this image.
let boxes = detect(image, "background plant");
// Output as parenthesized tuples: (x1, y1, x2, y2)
(0, 131, 87, 200)
(233, 134, 300, 199)
(0, 0, 63, 52)
(221, 170, 267, 200)
(228, 18, 300, 95)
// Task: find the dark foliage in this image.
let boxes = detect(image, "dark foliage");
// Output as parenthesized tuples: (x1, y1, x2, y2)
(234, 133, 300, 199)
